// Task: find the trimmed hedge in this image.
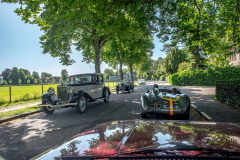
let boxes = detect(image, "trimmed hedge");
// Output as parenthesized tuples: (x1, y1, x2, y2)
(168, 67, 240, 86)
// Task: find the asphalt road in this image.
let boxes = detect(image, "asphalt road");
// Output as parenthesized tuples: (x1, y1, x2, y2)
(0, 81, 199, 160)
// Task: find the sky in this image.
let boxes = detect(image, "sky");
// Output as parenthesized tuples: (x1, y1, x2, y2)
(0, 2, 166, 77)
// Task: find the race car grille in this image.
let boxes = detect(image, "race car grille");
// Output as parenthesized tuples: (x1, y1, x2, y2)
(57, 86, 68, 101)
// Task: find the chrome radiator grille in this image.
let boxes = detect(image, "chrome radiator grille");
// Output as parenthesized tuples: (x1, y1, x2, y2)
(57, 86, 68, 101)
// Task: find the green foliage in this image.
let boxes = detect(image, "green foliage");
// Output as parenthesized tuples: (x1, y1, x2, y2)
(19, 68, 30, 76)
(157, 0, 240, 65)
(159, 75, 165, 81)
(164, 48, 188, 74)
(32, 71, 40, 80)
(9, 80, 12, 85)
(1, 68, 11, 81)
(52, 78, 55, 84)
(18, 79, 22, 84)
(169, 67, 240, 86)
(8, 67, 19, 84)
(34, 79, 38, 84)
(3, 80, 7, 85)
(27, 79, 30, 84)
(61, 69, 68, 82)
(178, 62, 190, 72)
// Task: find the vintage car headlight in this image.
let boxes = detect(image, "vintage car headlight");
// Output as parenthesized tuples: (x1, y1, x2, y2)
(67, 87, 74, 93)
(47, 87, 55, 94)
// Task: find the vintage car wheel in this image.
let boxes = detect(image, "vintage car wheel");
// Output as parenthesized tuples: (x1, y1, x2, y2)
(141, 113, 147, 118)
(42, 101, 54, 115)
(127, 86, 130, 93)
(76, 95, 87, 114)
(116, 87, 119, 94)
(104, 91, 109, 103)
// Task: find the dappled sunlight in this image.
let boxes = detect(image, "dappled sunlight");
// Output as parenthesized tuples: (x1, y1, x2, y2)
(131, 110, 140, 115)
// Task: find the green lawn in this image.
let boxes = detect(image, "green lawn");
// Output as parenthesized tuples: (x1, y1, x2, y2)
(0, 84, 58, 105)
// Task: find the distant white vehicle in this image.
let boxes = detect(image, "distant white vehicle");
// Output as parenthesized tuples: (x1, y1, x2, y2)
(138, 79, 146, 85)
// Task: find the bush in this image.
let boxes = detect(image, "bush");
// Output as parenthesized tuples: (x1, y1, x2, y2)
(168, 67, 240, 86)
(166, 76, 169, 82)
(0, 96, 7, 105)
(159, 75, 165, 81)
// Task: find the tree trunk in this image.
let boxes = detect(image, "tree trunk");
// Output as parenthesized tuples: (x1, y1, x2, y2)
(120, 57, 124, 81)
(93, 37, 101, 73)
(129, 63, 133, 83)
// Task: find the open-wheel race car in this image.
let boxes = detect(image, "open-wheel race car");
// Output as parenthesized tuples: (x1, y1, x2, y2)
(140, 85, 190, 119)
(39, 73, 111, 115)
(116, 81, 134, 94)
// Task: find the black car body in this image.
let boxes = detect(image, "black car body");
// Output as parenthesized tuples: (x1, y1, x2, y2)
(116, 82, 134, 94)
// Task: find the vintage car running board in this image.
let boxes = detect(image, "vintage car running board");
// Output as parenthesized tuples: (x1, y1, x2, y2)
(94, 98, 105, 101)
(39, 103, 78, 107)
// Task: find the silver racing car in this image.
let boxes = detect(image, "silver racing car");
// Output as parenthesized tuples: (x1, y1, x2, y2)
(140, 86, 190, 119)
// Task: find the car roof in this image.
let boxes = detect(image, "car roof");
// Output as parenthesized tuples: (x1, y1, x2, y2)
(69, 73, 103, 77)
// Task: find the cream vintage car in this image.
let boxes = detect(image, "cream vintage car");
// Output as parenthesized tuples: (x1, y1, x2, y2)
(39, 73, 111, 115)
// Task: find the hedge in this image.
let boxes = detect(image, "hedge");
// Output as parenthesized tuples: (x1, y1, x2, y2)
(168, 67, 240, 86)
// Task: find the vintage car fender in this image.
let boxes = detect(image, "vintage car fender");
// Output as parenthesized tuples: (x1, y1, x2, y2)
(41, 93, 53, 103)
(141, 88, 190, 117)
(68, 90, 95, 103)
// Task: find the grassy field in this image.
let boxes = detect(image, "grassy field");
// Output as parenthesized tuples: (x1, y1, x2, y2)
(0, 82, 138, 106)
(0, 84, 58, 105)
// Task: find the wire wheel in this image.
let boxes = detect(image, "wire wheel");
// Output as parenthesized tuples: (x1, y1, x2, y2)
(76, 95, 87, 114)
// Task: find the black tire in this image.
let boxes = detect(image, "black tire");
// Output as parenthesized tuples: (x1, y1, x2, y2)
(181, 114, 190, 120)
(116, 87, 119, 94)
(42, 101, 54, 115)
(127, 86, 130, 93)
(76, 95, 87, 114)
(104, 90, 109, 103)
(141, 113, 147, 118)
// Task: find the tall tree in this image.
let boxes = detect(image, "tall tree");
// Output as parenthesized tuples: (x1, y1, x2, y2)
(32, 71, 40, 80)
(8, 67, 19, 84)
(61, 69, 69, 82)
(19, 70, 26, 84)
(164, 48, 188, 74)
(3, 0, 159, 73)
(157, 0, 240, 64)
(1, 68, 11, 81)
(19, 68, 31, 76)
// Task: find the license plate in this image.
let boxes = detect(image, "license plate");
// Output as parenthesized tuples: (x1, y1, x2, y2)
(151, 107, 161, 111)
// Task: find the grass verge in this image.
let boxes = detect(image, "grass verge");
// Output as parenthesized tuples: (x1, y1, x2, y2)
(0, 105, 41, 120)
(0, 99, 41, 109)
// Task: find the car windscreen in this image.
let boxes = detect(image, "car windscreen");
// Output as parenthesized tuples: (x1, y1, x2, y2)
(70, 75, 92, 84)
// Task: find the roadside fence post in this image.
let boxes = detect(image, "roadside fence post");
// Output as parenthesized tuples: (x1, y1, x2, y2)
(9, 86, 11, 103)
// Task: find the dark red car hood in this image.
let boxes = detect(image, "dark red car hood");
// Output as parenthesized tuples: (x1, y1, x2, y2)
(35, 120, 240, 159)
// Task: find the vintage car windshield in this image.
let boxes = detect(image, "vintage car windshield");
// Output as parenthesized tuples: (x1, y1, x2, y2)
(70, 75, 92, 84)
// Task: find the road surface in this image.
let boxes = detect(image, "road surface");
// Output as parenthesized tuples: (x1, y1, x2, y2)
(0, 81, 202, 160)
